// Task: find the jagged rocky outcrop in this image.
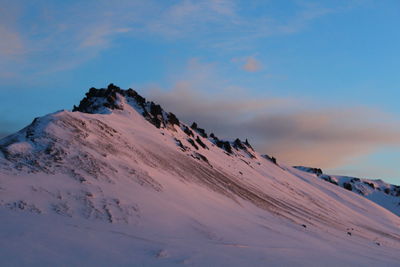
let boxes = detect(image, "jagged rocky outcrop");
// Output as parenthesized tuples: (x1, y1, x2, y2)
(209, 134, 231, 155)
(262, 154, 277, 165)
(73, 84, 145, 113)
(73, 83, 180, 129)
(232, 138, 256, 158)
(293, 166, 322, 175)
(0, 84, 263, 189)
(191, 122, 207, 138)
(72, 84, 257, 159)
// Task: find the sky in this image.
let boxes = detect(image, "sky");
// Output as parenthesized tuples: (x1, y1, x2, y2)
(1, 0, 400, 183)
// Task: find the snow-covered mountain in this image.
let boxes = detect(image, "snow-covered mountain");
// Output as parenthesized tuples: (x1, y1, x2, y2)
(1, 84, 400, 266)
(294, 166, 400, 216)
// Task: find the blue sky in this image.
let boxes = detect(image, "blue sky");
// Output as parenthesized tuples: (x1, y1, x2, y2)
(1, 0, 400, 183)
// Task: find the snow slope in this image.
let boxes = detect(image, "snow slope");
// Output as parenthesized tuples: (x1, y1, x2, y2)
(294, 166, 400, 216)
(0, 84, 399, 266)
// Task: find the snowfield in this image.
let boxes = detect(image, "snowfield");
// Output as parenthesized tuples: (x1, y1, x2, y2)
(294, 166, 400, 216)
(0, 85, 399, 266)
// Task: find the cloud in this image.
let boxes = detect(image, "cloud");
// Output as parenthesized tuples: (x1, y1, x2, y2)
(0, 25, 24, 57)
(0, 3, 24, 58)
(242, 57, 262, 72)
(146, 59, 400, 169)
(1, 0, 360, 78)
(151, 86, 400, 168)
(0, 1, 141, 78)
(246, 110, 400, 167)
(144, 0, 239, 38)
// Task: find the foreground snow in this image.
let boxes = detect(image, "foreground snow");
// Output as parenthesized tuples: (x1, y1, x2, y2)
(1, 208, 399, 267)
(0, 85, 399, 266)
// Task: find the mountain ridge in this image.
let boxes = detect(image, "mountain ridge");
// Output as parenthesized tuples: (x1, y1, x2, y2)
(294, 166, 400, 216)
(0, 84, 399, 266)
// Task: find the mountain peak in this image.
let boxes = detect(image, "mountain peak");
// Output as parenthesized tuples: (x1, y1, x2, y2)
(72, 85, 255, 156)
(73, 84, 180, 129)
(72, 83, 146, 114)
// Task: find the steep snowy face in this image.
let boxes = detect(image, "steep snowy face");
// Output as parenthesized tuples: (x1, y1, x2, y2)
(1, 84, 400, 266)
(0, 85, 268, 223)
(72, 83, 257, 158)
(295, 166, 400, 216)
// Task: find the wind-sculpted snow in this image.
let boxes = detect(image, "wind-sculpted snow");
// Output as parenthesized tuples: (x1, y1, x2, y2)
(0, 85, 400, 266)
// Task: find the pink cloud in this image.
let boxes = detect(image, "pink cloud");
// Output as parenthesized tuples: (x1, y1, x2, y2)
(242, 57, 262, 72)
(145, 62, 400, 169)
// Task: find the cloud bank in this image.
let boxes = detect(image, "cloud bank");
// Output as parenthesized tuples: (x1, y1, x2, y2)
(146, 59, 400, 169)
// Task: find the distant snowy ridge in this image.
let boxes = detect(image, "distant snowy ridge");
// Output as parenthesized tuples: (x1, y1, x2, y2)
(294, 166, 400, 216)
(0, 84, 400, 266)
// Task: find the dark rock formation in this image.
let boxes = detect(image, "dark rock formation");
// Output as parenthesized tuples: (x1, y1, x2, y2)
(363, 181, 375, 189)
(192, 152, 209, 163)
(73, 84, 183, 129)
(343, 182, 353, 191)
(293, 166, 322, 176)
(320, 175, 339, 186)
(195, 136, 208, 149)
(233, 138, 245, 150)
(182, 126, 194, 137)
(244, 139, 253, 150)
(262, 154, 277, 165)
(187, 138, 199, 150)
(73, 84, 125, 113)
(233, 138, 256, 158)
(174, 138, 185, 151)
(167, 113, 180, 126)
(215, 140, 232, 154)
(190, 122, 208, 138)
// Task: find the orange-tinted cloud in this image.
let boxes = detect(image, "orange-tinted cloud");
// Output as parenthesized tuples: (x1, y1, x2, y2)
(242, 57, 262, 72)
(148, 85, 400, 169)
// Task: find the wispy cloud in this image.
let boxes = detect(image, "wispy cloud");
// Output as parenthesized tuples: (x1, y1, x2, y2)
(0, 3, 23, 57)
(144, 0, 239, 38)
(0, 25, 24, 57)
(0, 0, 362, 78)
(0, 1, 142, 77)
(0, 3, 25, 78)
